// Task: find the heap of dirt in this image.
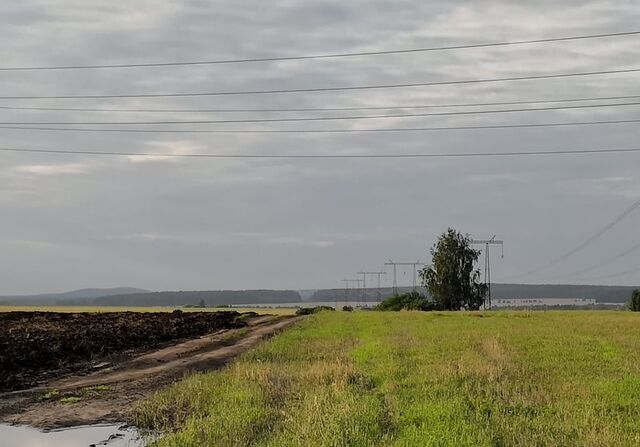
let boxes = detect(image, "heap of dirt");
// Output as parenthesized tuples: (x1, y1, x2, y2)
(0, 310, 245, 391)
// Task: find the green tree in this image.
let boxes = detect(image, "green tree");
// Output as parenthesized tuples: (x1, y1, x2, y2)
(419, 228, 487, 310)
(629, 289, 640, 311)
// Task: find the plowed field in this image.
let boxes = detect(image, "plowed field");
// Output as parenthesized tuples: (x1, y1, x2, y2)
(0, 310, 245, 391)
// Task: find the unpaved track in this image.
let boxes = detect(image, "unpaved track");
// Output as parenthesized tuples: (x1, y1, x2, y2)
(0, 315, 302, 429)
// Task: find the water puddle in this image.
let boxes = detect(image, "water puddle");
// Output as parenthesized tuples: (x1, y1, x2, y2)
(0, 423, 145, 447)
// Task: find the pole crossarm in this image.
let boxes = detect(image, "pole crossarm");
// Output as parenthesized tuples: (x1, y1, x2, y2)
(342, 278, 362, 285)
(384, 262, 424, 266)
(384, 260, 425, 292)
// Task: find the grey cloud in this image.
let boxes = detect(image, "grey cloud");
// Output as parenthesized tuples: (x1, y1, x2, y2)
(1, 0, 639, 293)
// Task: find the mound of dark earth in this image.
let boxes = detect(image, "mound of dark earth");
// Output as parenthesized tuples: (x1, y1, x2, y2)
(0, 311, 246, 391)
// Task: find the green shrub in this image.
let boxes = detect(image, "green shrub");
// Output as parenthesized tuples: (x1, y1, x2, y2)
(375, 291, 438, 312)
(312, 305, 335, 313)
(295, 306, 335, 316)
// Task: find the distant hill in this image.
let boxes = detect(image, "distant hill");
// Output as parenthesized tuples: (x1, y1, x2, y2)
(0, 287, 150, 305)
(94, 289, 302, 306)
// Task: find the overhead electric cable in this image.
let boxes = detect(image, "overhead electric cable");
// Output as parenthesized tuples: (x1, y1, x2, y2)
(553, 240, 640, 279)
(0, 118, 638, 134)
(523, 197, 640, 276)
(1, 68, 640, 100)
(3, 101, 640, 125)
(2, 145, 640, 159)
(574, 266, 640, 281)
(1, 94, 639, 113)
(1, 30, 638, 71)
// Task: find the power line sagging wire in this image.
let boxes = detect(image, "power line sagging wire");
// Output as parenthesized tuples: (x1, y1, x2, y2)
(2, 145, 640, 159)
(1, 118, 639, 134)
(523, 197, 640, 276)
(2, 68, 640, 100)
(576, 266, 640, 281)
(2, 94, 640, 114)
(547, 240, 640, 280)
(0, 30, 639, 71)
(3, 101, 640, 126)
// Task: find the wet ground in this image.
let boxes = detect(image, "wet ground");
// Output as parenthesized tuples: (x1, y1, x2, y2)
(1, 423, 144, 447)
(0, 315, 302, 429)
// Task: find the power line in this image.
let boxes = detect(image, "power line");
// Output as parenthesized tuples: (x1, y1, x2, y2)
(384, 261, 424, 293)
(523, 197, 640, 276)
(2, 145, 640, 159)
(576, 266, 640, 281)
(2, 67, 640, 100)
(553, 240, 640, 279)
(1, 118, 638, 134)
(4, 101, 639, 125)
(2, 94, 639, 113)
(2, 30, 638, 72)
(357, 271, 386, 303)
(342, 279, 363, 304)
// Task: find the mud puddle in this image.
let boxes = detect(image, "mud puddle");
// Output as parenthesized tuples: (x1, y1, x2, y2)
(1, 422, 145, 447)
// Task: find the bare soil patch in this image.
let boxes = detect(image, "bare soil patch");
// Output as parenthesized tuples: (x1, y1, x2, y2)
(0, 313, 301, 429)
(0, 310, 246, 391)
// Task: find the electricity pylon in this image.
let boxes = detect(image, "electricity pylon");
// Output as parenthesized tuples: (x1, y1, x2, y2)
(342, 279, 362, 305)
(470, 236, 504, 310)
(384, 260, 424, 294)
(357, 271, 386, 305)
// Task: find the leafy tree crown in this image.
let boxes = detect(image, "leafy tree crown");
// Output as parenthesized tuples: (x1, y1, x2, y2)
(419, 228, 487, 310)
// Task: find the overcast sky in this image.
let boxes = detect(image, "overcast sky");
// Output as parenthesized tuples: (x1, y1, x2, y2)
(1, 0, 640, 294)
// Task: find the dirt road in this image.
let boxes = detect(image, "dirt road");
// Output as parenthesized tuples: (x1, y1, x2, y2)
(1, 310, 247, 391)
(0, 315, 301, 429)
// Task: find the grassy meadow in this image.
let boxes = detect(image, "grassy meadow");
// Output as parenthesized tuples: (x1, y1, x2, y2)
(0, 305, 296, 315)
(134, 311, 640, 446)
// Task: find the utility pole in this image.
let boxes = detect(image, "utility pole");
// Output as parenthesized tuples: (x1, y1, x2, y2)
(384, 261, 398, 295)
(470, 236, 504, 310)
(384, 260, 424, 294)
(341, 279, 350, 301)
(342, 279, 362, 306)
(358, 272, 366, 307)
(357, 271, 386, 305)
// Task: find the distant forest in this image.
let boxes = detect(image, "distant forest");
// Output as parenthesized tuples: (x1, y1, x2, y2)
(93, 290, 302, 306)
(311, 283, 638, 304)
(1, 284, 636, 307)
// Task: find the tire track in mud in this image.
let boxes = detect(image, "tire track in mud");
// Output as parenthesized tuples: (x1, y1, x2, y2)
(0, 315, 303, 429)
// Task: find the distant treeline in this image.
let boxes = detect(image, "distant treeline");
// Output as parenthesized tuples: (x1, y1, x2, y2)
(1, 283, 636, 307)
(93, 290, 302, 306)
(310, 283, 638, 304)
(490, 284, 636, 303)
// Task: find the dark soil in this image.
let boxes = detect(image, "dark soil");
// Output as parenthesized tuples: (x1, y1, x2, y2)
(0, 310, 246, 391)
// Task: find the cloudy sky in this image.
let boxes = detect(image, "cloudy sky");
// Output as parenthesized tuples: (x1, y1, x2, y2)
(1, 0, 640, 294)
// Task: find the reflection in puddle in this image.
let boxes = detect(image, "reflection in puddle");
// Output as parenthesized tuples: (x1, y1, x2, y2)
(0, 423, 145, 447)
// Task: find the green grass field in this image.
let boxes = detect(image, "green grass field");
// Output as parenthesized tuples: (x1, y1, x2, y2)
(134, 311, 640, 446)
(0, 305, 295, 315)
